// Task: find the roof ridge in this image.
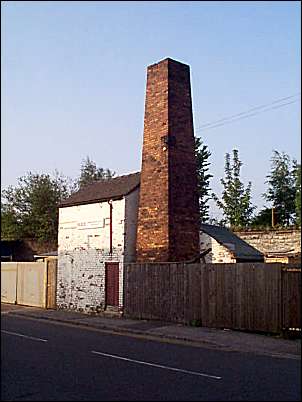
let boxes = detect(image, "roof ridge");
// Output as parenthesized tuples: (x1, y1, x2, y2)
(93, 170, 140, 182)
(75, 171, 140, 190)
(60, 171, 141, 207)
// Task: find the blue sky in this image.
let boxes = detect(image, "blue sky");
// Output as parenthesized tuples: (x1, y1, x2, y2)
(1, 1, 301, 219)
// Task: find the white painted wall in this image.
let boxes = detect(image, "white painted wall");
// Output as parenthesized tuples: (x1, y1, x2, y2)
(200, 232, 236, 263)
(57, 188, 140, 313)
(57, 198, 127, 312)
(58, 199, 125, 252)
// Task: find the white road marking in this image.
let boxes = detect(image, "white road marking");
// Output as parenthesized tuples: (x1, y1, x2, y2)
(91, 350, 221, 380)
(1, 330, 48, 342)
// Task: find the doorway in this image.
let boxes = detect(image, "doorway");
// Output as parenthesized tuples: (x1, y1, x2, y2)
(105, 262, 119, 307)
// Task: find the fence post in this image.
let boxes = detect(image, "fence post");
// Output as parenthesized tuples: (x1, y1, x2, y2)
(15, 263, 19, 305)
(280, 264, 284, 333)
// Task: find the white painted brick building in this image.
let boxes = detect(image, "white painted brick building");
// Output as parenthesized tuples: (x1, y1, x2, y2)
(57, 173, 140, 313)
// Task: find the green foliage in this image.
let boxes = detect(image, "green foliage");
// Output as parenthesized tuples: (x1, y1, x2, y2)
(1, 171, 73, 243)
(77, 156, 115, 189)
(212, 149, 255, 227)
(250, 207, 272, 228)
(1, 157, 116, 244)
(194, 137, 213, 224)
(263, 151, 297, 226)
(1, 204, 21, 240)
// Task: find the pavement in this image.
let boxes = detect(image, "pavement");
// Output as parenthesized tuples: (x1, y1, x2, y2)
(1, 303, 301, 360)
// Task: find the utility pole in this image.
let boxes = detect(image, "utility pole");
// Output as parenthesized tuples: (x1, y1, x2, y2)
(271, 207, 275, 227)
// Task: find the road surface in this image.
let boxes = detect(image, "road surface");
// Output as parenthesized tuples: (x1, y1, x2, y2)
(1, 314, 300, 401)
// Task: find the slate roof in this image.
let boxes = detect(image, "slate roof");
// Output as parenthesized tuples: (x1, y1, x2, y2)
(201, 223, 264, 261)
(59, 172, 140, 207)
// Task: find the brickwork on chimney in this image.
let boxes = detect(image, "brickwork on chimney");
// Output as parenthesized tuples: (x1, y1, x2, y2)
(136, 58, 200, 262)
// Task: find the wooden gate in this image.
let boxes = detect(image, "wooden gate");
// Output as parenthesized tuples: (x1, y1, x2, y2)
(105, 262, 119, 306)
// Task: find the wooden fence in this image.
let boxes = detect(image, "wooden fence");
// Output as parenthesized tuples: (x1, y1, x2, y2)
(124, 262, 301, 333)
(1, 259, 57, 309)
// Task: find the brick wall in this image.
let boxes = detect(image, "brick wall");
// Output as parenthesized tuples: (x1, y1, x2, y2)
(124, 188, 139, 263)
(136, 58, 200, 262)
(234, 229, 301, 255)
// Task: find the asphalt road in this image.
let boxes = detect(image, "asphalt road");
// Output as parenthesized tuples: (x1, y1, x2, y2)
(1, 315, 301, 401)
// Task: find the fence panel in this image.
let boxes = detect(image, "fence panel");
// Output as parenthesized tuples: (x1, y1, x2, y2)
(1, 263, 18, 304)
(282, 265, 301, 330)
(186, 263, 201, 323)
(261, 264, 282, 333)
(17, 262, 47, 308)
(214, 263, 236, 329)
(171, 263, 184, 322)
(124, 262, 301, 333)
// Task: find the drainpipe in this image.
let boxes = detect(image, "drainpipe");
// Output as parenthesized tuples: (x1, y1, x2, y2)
(108, 200, 113, 255)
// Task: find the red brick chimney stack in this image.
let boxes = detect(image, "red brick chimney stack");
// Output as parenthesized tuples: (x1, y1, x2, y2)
(136, 58, 200, 262)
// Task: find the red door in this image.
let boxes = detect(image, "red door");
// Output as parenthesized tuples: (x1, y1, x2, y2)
(105, 262, 119, 306)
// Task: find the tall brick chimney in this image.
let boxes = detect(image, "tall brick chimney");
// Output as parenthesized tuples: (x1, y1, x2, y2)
(136, 58, 200, 262)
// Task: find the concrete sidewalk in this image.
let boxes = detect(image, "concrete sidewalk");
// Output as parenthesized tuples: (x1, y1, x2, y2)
(1, 303, 300, 360)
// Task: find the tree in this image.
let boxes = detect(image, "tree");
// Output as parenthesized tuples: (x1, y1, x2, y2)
(212, 149, 255, 228)
(250, 207, 272, 228)
(263, 150, 297, 226)
(1, 204, 21, 240)
(77, 156, 115, 189)
(195, 137, 213, 223)
(1, 171, 73, 243)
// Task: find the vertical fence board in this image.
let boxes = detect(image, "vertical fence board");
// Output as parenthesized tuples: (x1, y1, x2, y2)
(253, 263, 266, 331)
(176, 263, 185, 322)
(200, 264, 209, 327)
(282, 265, 301, 330)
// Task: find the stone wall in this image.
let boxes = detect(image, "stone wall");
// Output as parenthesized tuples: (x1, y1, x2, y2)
(234, 229, 301, 255)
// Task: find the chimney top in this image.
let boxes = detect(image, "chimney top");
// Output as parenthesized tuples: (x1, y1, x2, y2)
(147, 57, 189, 70)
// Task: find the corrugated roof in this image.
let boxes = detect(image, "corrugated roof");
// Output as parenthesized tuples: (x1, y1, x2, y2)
(60, 172, 140, 207)
(201, 223, 264, 261)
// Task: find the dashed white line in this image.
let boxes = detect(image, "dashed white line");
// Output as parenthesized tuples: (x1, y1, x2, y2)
(1, 330, 48, 342)
(91, 350, 222, 380)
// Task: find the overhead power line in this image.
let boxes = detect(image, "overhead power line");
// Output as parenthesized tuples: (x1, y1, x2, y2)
(195, 98, 300, 132)
(195, 93, 300, 133)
